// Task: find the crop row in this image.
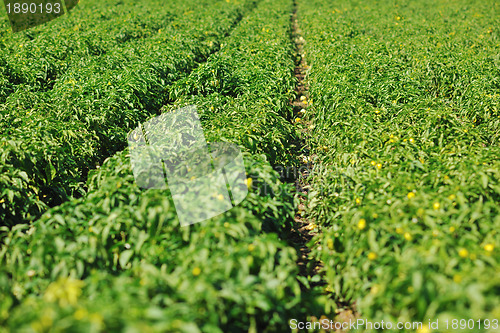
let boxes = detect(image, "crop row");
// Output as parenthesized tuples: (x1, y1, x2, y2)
(0, 0, 325, 331)
(0, 0, 256, 226)
(299, 0, 499, 328)
(0, 1, 238, 95)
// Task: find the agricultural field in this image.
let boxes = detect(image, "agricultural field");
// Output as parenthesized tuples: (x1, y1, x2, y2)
(0, 0, 498, 332)
(299, 0, 500, 330)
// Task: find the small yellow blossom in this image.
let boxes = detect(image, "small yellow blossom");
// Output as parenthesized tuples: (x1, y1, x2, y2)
(453, 274, 462, 283)
(192, 267, 201, 276)
(376, 163, 382, 170)
(449, 226, 456, 232)
(357, 218, 366, 230)
(305, 223, 318, 231)
(44, 277, 84, 307)
(396, 227, 403, 234)
(368, 252, 377, 260)
(248, 244, 255, 252)
(409, 138, 415, 144)
(355, 197, 361, 204)
(244, 177, 253, 189)
(448, 194, 456, 200)
(74, 308, 88, 320)
(484, 243, 494, 252)
(458, 248, 469, 258)
(327, 238, 334, 250)
(404, 232, 412, 241)
(433, 202, 440, 210)
(217, 194, 224, 201)
(407, 192, 415, 199)
(417, 324, 431, 333)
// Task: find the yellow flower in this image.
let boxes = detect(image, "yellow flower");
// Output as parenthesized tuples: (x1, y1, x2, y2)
(407, 192, 415, 199)
(305, 223, 318, 231)
(355, 198, 361, 204)
(244, 177, 253, 189)
(357, 218, 366, 230)
(409, 138, 415, 143)
(449, 226, 456, 232)
(448, 194, 456, 200)
(458, 248, 469, 258)
(404, 232, 412, 241)
(248, 244, 255, 252)
(368, 252, 377, 260)
(484, 243, 494, 252)
(73, 308, 88, 320)
(370, 160, 376, 166)
(453, 274, 462, 283)
(417, 324, 431, 333)
(294, 118, 302, 124)
(433, 202, 440, 210)
(192, 267, 201, 276)
(44, 277, 84, 307)
(396, 227, 403, 234)
(374, 109, 380, 114)
(217, 194, 224, 201)
(327, 238, 334, 250)
(376, 163, 382, 170)
(371, 213, 378, 219)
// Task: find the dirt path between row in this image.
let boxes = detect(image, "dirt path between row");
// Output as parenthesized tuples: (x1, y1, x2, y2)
(288, 1, 358, 331)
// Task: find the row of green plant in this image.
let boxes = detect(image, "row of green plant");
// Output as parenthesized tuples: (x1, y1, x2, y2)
(298, 0, 499, 330)
(0, 0, 198, 94)
(0, 0, 257, 226)
(0, 0, 325, 331)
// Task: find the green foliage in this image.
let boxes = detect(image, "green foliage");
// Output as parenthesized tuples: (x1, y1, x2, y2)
(0, 0, 323, 331)
(299, 0, 500, 328)
(0, 0, 256, 226)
